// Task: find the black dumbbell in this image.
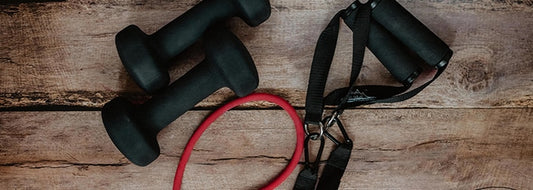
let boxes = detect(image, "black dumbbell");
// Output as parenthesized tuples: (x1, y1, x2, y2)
(102, 26, 259, 166)
(116, 0, 270, 93)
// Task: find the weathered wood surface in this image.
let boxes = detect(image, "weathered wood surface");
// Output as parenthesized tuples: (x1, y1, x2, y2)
(1, 109, 531, 189)
(1, 0, 532, 109)
(1, 0, 532, 189)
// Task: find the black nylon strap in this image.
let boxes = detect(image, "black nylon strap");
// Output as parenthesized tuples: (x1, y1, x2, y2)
(324, 63, 448, 108)
(304, 12, 342, 123)
(316, 143, 353, 190)
(313, 4, 371, 189)
(294, 168, 318, 190)
(345, 2, 371, 86)
(299, 2, 369, 190)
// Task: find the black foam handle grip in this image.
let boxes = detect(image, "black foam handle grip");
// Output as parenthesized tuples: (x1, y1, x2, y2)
(371, 0, 452, 68)
(368, 20, 422, 85)
(151, 0, 271, 65)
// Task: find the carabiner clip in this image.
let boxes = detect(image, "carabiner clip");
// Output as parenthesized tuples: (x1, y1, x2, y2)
(322, 112, 353, 146)
(294, 133, 326, 190)
(303, 133, 326, 173)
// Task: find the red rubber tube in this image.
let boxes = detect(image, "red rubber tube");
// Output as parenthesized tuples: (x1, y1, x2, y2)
(173, 93, 305, 190)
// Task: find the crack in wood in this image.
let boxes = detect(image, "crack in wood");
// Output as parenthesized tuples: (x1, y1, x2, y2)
(352, 138, 471, 152)
(0, 160, 130, 169)
(476, 186, 517, 190)
(196, 163, 216, 166)
(195, 150, 424, 166)
(194, 155, 304, 166)
(272, 0, 533, 11)
(363, 160, 384, 163)
(192, 148, 213, 153)
(87, 32, 115, 38)
(0, 91, 139, 110)
(209, 155, 291, 162)
(0, 0, 65, 6)
(0, 90, 300, 111)
(410, 138, 470, 148)
(158, 152, 180, 158)
(0, 57, 17, 65)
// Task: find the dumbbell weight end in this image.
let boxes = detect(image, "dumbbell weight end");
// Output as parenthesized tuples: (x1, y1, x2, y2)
(115, 25, 171, 94)
(101, 61, 228, 166)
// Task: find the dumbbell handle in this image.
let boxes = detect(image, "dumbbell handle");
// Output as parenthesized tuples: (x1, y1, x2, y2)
(138, 60, 223, 132)
(150, 0, 235, 64)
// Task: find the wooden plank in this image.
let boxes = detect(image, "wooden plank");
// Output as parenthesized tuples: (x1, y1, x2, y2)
(1, 108, 531, 189)
(1, 0, 532, 109)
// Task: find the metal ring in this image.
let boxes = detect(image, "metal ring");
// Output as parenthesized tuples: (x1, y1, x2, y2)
(304, 122, 324, 140)
(324, 116, 335, 130)
(325, 111, 342, 129)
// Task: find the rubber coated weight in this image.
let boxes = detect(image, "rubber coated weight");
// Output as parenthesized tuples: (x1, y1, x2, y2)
(116, 0, 270, 93)
(371, 0, 453, 68)
(102, 26, 259, 166)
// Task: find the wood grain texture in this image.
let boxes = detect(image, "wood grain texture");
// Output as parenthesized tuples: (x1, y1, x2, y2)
(1, 0, 532, 109)
(1, 108, 531, 189)
(1, 0, 532, 189)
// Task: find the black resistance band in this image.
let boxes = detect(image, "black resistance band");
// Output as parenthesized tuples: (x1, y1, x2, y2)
(296, 0, 453, 189)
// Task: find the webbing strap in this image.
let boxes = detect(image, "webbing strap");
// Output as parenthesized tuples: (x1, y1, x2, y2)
(346, 2, 371, 86)
(303, 1, 373, 124)
(324, 64, 447, 108)
(293, 169, 318, 190)
(316, 143, 353, 189)
(297, 2, 370, 189)
(303, 12, 342, 124)
(314, 4, 370, 189)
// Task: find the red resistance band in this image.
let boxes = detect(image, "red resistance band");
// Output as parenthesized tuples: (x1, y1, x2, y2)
(173, 93, 305, 190)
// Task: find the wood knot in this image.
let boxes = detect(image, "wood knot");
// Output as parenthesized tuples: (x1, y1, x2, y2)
(465, 61, 489, 84)
(459, 60, 493, 92)
(447, 46, 495, 93)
